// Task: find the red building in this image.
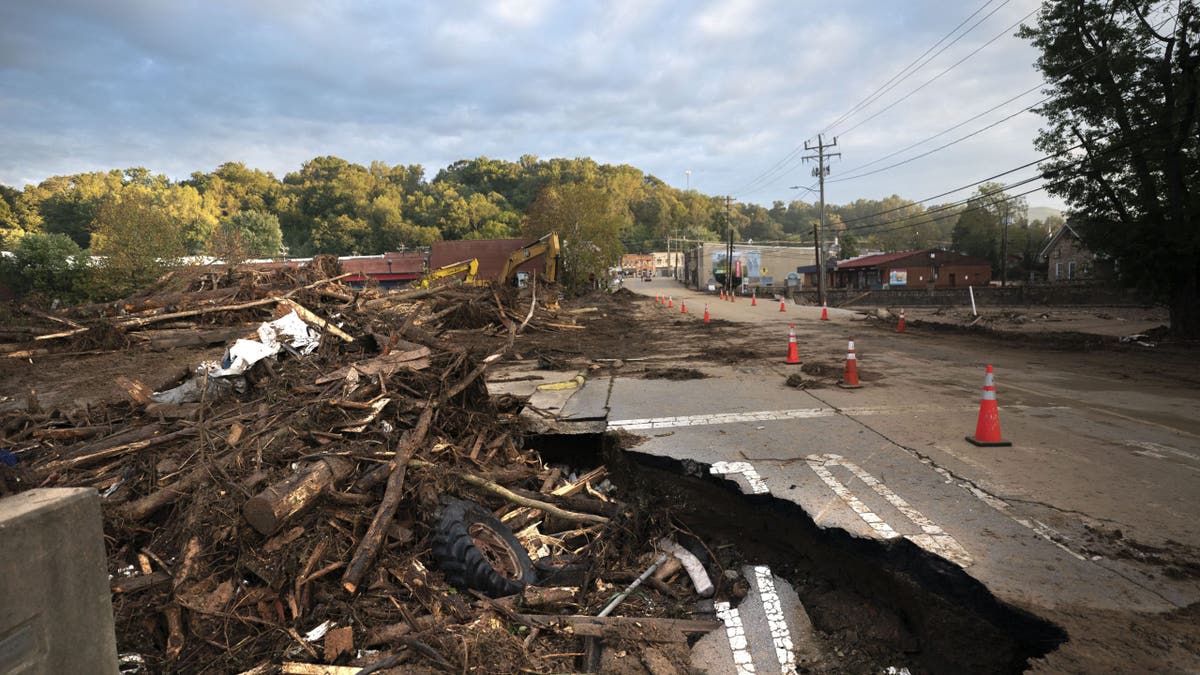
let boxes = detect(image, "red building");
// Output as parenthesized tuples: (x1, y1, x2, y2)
(834, 249, 992, 290)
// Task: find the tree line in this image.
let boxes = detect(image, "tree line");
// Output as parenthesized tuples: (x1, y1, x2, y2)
(0, 155, 1057, 301)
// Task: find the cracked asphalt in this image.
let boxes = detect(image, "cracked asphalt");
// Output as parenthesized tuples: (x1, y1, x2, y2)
(588, 278, 1200, 672)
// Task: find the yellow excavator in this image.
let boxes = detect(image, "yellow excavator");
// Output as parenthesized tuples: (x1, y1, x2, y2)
(413, 257, 481, 289)
(500, 232, 560, 286)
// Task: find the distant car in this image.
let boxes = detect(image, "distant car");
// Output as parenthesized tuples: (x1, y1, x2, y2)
(642, 273, 652, 282)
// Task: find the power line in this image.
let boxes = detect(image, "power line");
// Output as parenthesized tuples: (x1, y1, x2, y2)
(834, 5, 1042, 139)
(826, 10, 1178, 183)
(830, 93, 1051, 183)
(818, 0, 1011, 138)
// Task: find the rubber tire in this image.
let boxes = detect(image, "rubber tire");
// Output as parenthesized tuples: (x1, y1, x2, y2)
(432, 499, 537, 597)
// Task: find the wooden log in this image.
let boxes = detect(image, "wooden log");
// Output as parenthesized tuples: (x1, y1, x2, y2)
(406, 459, 609, 525)
(243, 457, 354, 535)
(341, 406, 433, 594)
(517, 585, 578, 608)
(110, 571, 171, 594)
(515, 614, 721, 643)
(121, 446, 243, 520)
(115, 296, 280, 328)
(44, 427, 197, 471)
(275, 297, 354, 342)
(32, 426, 112, 441)
(115, 377, 154, 405)
(281, 664, 362, 675)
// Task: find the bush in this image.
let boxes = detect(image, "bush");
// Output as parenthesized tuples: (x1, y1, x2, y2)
(0, 232, 88, 302)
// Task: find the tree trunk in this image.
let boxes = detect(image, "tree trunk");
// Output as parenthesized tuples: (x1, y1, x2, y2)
(1169, 266, 1200, 338)
(243, 457, 353, 535)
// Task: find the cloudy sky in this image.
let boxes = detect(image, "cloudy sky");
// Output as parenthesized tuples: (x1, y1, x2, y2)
(0, 0, 1061, 208)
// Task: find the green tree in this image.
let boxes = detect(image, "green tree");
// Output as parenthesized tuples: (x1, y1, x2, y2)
(1019, 0, 1200, 336)
(89, 190, 185, 298)
(951, 183, 1028, 273)
(0, 232, 88, 299)
(217, 210, 283, 258)
(524, 183, 624, 293)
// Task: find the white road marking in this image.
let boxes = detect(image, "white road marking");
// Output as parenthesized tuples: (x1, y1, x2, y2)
(806, 454, 973, 567)
(923, 449, 1089, 562)
(610, 404, 1060, 431)
(752, 565, 798, 674)
(1125, 440, 1200, 463)
(610, 408, 833, 430)
(714, 601, 757, 674)
(710, 461, 771, 494)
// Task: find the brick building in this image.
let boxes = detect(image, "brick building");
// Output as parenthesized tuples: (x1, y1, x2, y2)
(833, 248, 992, 290)
(1039, 224, 1113, 282)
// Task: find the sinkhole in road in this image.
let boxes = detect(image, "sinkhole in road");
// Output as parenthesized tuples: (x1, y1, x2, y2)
(527, 432, 1066, 674)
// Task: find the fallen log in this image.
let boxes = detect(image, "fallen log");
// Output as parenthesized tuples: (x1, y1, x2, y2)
(342, 405, 433, 594)
(115, 296, 280, 328)
(406, 459, 608, 525)
(515, 614, 721, 643)
(275, 297, 354, 343)
(121, 443, 246, 520)
(110, 571, 171, 594)
(45, 427, 197, 471)
(243, 456, 354, 535)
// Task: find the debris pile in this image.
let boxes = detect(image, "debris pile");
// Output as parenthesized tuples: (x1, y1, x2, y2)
(0, 264, 718, 673)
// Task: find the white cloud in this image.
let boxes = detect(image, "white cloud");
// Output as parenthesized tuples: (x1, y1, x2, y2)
(0, 0, 1063, 208)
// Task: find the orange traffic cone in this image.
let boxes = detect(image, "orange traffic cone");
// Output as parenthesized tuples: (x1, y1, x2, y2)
(779, 297, 787, 312)
(966, 365, 1011, 446)
(730, 289, 736, 303)
(680, 299, 687, 314)
(719, 289, 725, 301)
(703, 304, 710, 323)
(820, 301, 829, 321)
(668, 296, 674, 308)
(656, 293, 661, 305)
(838, 337, 863, 388)
(785, 324, 800, 364)
(897, 308, 906, 333)
(751, 290, 757, 307)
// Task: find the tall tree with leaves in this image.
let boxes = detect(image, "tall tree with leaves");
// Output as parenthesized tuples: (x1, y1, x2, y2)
(524, 183, 624, 293)
(1020, 1, 1199, 336)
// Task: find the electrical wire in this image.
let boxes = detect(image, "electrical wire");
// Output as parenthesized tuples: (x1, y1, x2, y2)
(834, 5, 1042, 139)
(817, 0, 1012, 138)
(731, 2, 1025, 200)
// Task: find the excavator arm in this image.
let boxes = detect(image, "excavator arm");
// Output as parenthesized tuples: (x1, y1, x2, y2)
(500, 233, 560, 286)
(414, 258, 480, 289)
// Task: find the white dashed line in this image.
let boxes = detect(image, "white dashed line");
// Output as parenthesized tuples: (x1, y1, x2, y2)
(714, 601, 757, 674)
(806, 454, 973, 567)
(710, 461, 771, 494)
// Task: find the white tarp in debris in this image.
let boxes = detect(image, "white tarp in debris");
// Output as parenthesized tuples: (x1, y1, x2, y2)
(151, 310, 322, 404)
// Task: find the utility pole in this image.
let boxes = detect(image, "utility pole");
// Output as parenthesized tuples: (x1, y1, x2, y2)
(803, 135, 840, 303)
(1001, 201, 1010, 288)
(725, 195, 733, 295)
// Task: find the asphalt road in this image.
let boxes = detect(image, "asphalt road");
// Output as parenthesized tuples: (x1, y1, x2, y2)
(603, 277, 1200, 673)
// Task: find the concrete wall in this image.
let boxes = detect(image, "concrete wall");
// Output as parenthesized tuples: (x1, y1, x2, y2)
(797, 284, 1144, 307)
(0, 488, 118, 674)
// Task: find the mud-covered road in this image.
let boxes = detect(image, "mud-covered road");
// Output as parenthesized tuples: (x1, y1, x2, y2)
(590, 278, 1200, 673)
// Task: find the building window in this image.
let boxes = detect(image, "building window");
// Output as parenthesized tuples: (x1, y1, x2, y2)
(1068, 261, 1075, 279)
(1055, 262, 1062, 280)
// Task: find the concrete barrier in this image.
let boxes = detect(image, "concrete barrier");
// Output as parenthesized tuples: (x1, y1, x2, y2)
(0, 488, 118, 674)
